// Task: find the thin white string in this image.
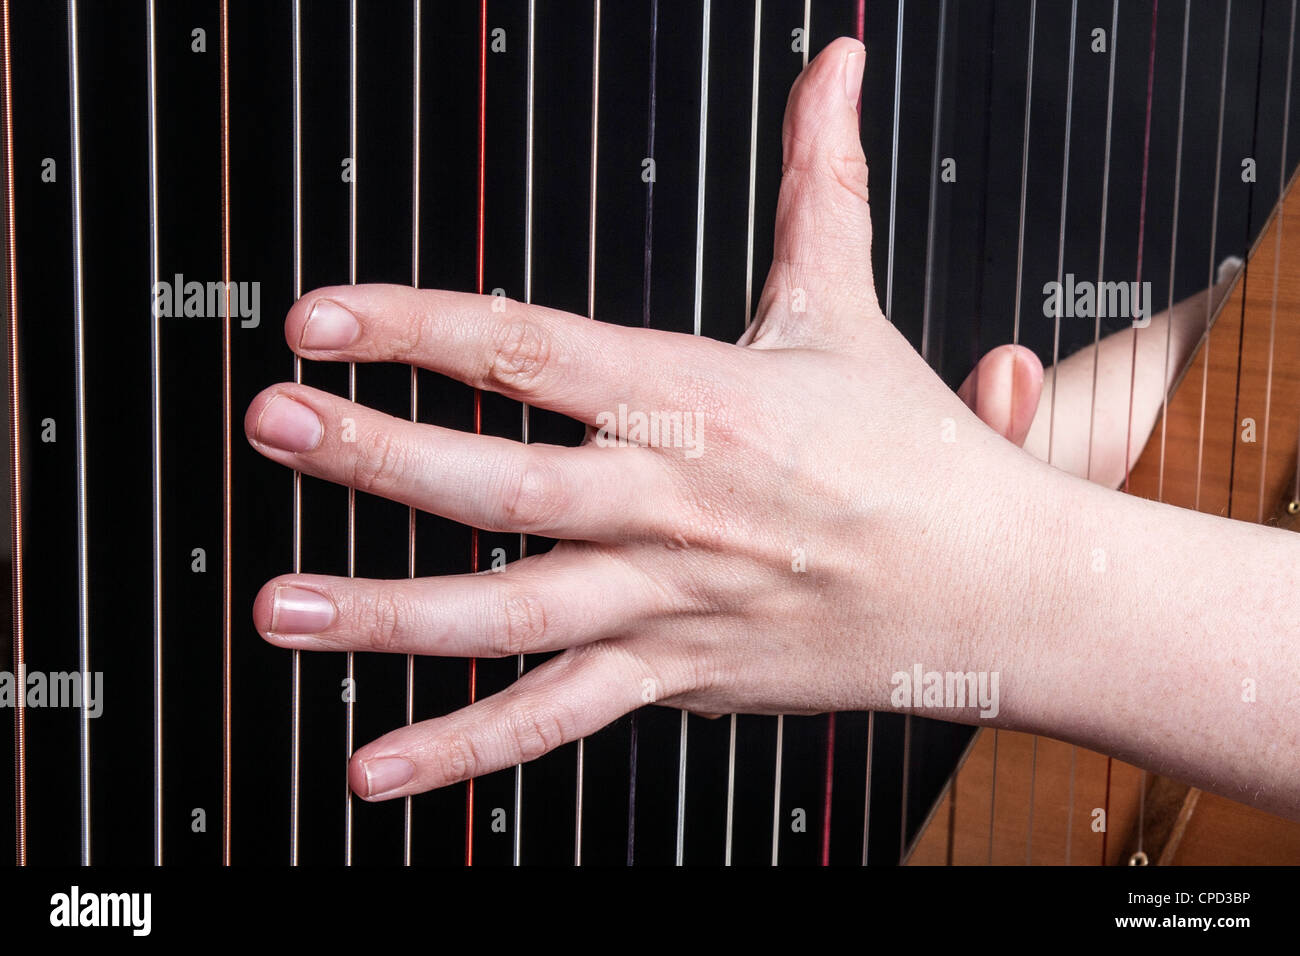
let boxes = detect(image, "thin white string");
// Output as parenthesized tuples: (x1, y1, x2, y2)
(146, 0, 163, 867)
(1049, 0, 1079, 865)
(65, 0, 92, 867)
(514, 0, 535, 869)
(289, 0, 303, 868)
(575, 0, 600, 867)
(728, 0, 762, 870)
(679, 0, 711, 868)
(404, 0, 421, 868)
(1194, 1, 1234, 514)
(1256, 0, 1297, 524)
(344, 0, 357, 867)
(1012, 0, 1038, 868)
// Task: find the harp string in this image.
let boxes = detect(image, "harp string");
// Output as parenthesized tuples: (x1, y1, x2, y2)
(1154, 0, 1195, 853)
(1224, 5, 1271, 523)
(64, 0, 92, 867)
(1194, 2, 1234, 516)
(816, 1, 866, 870)
(1, 0, 24, 869)
(883, 0, 903, 322)
(146, 0, 163, 867)
(219, 0, 234, 869)
(917, 0, 947, 369)
(1084, 0, 1119, 868)
(770, 0, 787, 866)
(727, 0, 755, 865)
(514, 0, 535, 870)
(574, 0, 600, 867)
(865, 0, 905, 867)
(678, 0, 711, 869)
(406, 0, 421, 868)
(289, 0, 304, 868)
(629, 0, 659, 869)
(972, 0, 1013, 868)
(1046, 0, 1078, 865)
(1159, 3, 1192, 510)
(467, 0, 487, 868)
(770, 709, 783, 864)
(906, 0, 950, 865)
(344, 0, 357, 868)
(1012, 0, 1038, 868)
(1258, 0, 1299, 525)
(1118, 0, 1161, 866)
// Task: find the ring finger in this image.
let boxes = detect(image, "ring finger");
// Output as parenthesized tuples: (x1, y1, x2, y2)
(253, 548, 660, 659)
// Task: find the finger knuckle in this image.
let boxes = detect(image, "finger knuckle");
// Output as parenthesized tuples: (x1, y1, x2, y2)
(396, 307, 429, 358)
(830, 150, 871, 206)
(503, 706, 569, 763)
(497, 457, 562, 532)
(351, 426, 405, 494)
(435, 731, 481, 783)
(367, 590, 408, 652)
(493, 587, 549, 657)
(484, 316, 553, 394)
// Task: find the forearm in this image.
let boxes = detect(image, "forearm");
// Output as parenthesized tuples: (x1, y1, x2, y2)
(992, 459, 1300, 819)
(1023, 270, 1236, 488)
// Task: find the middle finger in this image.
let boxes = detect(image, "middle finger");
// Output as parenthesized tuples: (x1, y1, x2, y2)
(245, 382, 672, 541)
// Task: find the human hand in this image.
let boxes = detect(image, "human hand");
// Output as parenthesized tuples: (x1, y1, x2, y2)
(245, 37, 1056, 802)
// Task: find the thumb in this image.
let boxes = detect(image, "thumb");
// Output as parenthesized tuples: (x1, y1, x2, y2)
(957, 345, 1045, 448)
(745, 37, 880, 351)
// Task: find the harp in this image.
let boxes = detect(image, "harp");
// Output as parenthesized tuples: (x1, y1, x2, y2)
(2, 0, 1298, 868)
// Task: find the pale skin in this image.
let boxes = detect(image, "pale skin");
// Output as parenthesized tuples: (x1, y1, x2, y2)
(246, 38, 1300, 821)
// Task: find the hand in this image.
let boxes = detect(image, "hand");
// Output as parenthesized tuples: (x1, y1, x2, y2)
(245, 37, 1058, 802)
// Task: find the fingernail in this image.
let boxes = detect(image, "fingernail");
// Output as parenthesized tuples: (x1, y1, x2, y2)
(362, 756, 415, 797)
(300, 299, 360, 350)
(844, 49, 866, 102)
(255, 395, 322, 452)
(271, 586, 336, 634)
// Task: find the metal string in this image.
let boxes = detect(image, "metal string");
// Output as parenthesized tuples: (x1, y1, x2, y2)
(629, 0, 658, 869)
(918, 0, 947, 368)
(467, 0, 487, 867)
(1011, 0, 1038, 868)
(405, 0, 421, 868)
(1158, 3, 1192, 510)
(679, 0, 711, 868)
(1224, 6, 1270, 521)
(574, 0, 600, 867)
(1193, 1, 1234, 515)
(727, 0, 758, 866)
(1085, 0, 1120, 867)
(1046, 0, 1079, 864)
(1, 0, 25, 868)
(514, 0, 535, 870)
(143, 0, 166, 868)
(219, 0, 233, 868)
(1257, 1, 1299, 526)
(146, 0, 163, 867)
(1120, 0, 1164, 865)
(344, 0, 357, 867)
(65, 0, 90, 867)
(906, 0, 949, 865)
(866, 0, 906, 866)
(289, 0, 303, 868)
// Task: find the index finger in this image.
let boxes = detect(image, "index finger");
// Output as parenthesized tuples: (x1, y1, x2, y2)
(287, 284, 736, 425)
